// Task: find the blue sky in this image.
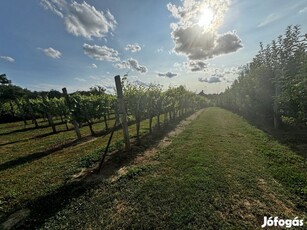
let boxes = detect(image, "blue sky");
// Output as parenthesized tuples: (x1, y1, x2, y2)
(0, 0, 306, 94)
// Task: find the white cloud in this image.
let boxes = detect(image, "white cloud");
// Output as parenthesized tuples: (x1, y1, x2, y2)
(0, 56, 15, 62)
(173, 62, 182, 68)
(223, 66, 241, 75)
(115, 58, 148, 73)
(83, 43, 120, 62)
(257, 13, 280, 28)
(89, 75, 100, 80)
(75, 77, 86, 82)
(188, 60, 207, 72)
(40, 0, 65, 18)
(104, 85, 114, 89)
(156, 47, 164, 53)
(167, 0, 242, 62)
(40, 47, 62, 59)
(157, 72, 177, 78)
(132, 80, 149, 87)
(172, 26, 242, 60)
(41, 0, 116, 39)
(90, 63, 98, 69)
(172, 62, 184, 72)
(198, 76, 221, 83)
(125, 43, 141, 53)
(167, 0, 230, 31)
(197, 65, 240, 84)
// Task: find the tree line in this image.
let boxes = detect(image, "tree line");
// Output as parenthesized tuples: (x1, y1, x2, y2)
(215, 25, 307, 129)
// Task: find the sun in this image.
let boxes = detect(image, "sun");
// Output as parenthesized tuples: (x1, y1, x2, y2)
(198, 7, 214, 28)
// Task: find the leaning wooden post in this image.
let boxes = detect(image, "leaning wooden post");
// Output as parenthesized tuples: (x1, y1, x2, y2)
(62, 87, 82, 140)
(114, 75, 130, 151)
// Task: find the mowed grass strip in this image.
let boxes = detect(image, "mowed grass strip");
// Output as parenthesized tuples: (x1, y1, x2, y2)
(41, 107, 307, 229)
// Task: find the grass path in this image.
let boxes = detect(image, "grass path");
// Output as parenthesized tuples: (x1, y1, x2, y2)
(9, 108, 307, 229)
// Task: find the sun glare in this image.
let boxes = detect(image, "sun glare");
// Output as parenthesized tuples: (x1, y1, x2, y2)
(198, 7, 214, 28)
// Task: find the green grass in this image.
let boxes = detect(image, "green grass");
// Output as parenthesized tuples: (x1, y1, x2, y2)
(0, 114, 167, 222)
(37, 108, 306, 229)
(0, 117, 116, 165)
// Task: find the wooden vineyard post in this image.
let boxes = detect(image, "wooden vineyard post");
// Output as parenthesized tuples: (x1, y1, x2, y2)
(62, 87, 82, 140)
(114, 75, 131, 151)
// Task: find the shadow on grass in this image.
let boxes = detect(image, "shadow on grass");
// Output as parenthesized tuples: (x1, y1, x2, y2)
(7, 112, 195, 230)
(264, 127, 307, 160)
(0, 128, 75, 147)
(0, 118, 117, 147)
(0, 125, 50, 136)
(221, 108, 307, 159)
(0, 136, 95, 172)
(0, 119, 49, 131)
(0, 121, 67, 136)
(0, 139, 26, 147)
(0, 120, 134, 172)
(13, 176, 101, 230)
(245, 115, 307, 160)
(0, 117, 116, 136)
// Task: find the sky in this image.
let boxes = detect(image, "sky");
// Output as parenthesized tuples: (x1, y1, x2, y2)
(0, 0, 307, 94)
